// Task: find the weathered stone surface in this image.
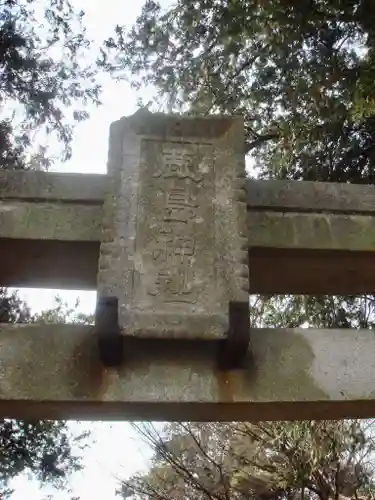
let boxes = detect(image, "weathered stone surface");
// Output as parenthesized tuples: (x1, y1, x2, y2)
(248, 212, 375, 251)
(2, 199, 375, 294)
(0, 170, 105, 202)
(2, 161, 375, 296)
(1, 323, 375, 421)
(0, 240, 98, 289)
(248, 249, 375, 295)
(247, 179, 375, 214)
(3, 201, 375, 253)
(2, 170, 375, 215)
(97, 110, 248, 339)
(0, 201, 102, 240)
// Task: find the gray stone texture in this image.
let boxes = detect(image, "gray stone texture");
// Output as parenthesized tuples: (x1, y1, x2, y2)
(0, 170, 105, 202)
(2, 169, 375, 215)
(247, 179, 375, 214)
(1, 169, 375, 294)
(0, 202, 102, 240)
(0, 324, 375, 421)
(2, 156, 375, 296)
(97, 110, 249, 339)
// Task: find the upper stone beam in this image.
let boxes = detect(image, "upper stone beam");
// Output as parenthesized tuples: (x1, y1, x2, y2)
(0, 170, 105, 203)
(247, 179, 375, 214)
(1, 169, 375, 216)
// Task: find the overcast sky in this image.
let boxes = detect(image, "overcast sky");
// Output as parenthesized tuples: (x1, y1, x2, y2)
(10, 0, 173, 498)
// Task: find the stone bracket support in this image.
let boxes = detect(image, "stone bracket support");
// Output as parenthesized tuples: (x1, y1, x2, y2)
(95, 296, 251, 370)
(217, 301, 251, 370)
(95, 296, 123, 367)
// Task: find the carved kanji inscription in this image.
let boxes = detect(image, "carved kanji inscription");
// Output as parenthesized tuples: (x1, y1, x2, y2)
(97, 110, 248, 339)
(140, 140, 208, 307)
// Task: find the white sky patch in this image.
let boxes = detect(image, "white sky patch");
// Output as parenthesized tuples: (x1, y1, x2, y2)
(9, 422, 153, 500)
(15, 288, 96, 316)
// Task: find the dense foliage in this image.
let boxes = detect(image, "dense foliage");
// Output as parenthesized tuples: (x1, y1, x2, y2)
(103, 0, 375, 183)
(120, 420, 375, 500)
(0, 0, 102, 168)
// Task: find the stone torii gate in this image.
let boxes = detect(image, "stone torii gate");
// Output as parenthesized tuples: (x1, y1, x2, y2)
(0, 109, 375, 421)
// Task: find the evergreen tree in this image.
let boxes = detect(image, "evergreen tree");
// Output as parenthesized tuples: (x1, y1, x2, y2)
(103, 0, 375, 183)
(0, 0, 103, 168)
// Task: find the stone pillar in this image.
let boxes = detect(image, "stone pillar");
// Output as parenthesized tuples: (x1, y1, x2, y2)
(97, 109, 248, 340)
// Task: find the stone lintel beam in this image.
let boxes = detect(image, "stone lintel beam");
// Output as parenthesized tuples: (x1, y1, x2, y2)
(247, 179, 375, 214)
(0, 239, 99, 289)
(0, 200, 373, 252)
(1, 323, 375, 421)
(0, 201, 102, 241)
(248, 212, 375, 252)
(1, 169, 375, 215)
(1, 204, 375, 292)
(0, 170, 105, 203)
(0, 200, 375, 252)
(1, 170, 375, 293)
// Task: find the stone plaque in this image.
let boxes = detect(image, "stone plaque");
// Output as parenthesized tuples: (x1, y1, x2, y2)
(97, 109, 248, 339)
